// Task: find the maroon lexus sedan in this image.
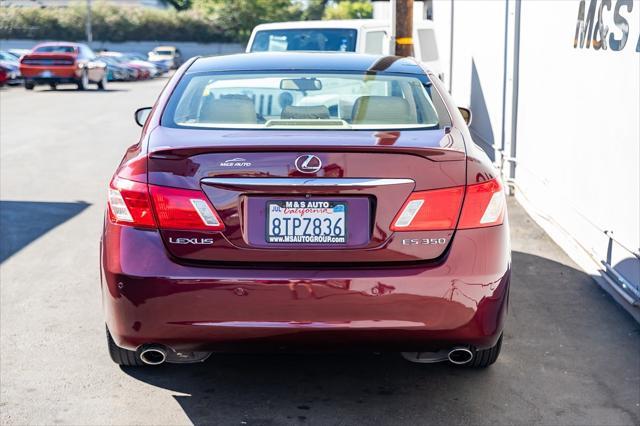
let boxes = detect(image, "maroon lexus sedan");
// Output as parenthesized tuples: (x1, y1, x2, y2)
(102, 52, 510, 368)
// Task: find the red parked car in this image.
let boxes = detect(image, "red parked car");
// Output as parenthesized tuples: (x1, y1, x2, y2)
(20, 42, 107, 90)
(102, 53, 510, 368)
(98, 52, 151, 80)
(0, 65, 7, 87)
(132, 65, 151, 80)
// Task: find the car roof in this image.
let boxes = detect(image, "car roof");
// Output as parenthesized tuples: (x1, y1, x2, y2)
(153, 46, 176, 50)
(34, 42, 82, 48)
(188, 52, 426, 75)
(252, 19, 389, 31)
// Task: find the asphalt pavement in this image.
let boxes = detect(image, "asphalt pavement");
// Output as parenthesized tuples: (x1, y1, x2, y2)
(1, 79, 639, 426)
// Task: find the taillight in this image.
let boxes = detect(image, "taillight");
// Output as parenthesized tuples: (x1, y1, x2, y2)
(107, 177, 224, 231)
(148, 185, 224, 231)
(108, 177, 155, 227)
(391, 178, 505, 231)
(391, 186, 464, 231)
(458, 179, 505, 229)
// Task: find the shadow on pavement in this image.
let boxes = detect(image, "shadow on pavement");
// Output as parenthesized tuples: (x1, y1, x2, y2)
(37, 88, 130, 93)
(121, 251, 640, 425)
(0, 200, 90, 262)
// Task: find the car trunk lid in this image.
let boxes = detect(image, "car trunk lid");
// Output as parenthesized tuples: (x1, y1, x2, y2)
(20, 53, 76, 67)
(147, 127, 466, 265)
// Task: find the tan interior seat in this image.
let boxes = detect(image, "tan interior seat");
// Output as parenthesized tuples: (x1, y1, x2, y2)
(199, 96, 257, 124)
(351, 96, 414, 124)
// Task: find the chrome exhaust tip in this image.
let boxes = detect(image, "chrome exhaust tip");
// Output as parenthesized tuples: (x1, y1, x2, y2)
(447, 347, 474, 365)
(139, 345, 167, 365)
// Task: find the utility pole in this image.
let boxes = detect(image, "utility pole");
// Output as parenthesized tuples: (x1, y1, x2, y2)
(86, 0, 93, 44)
(394, 0, 414, 57)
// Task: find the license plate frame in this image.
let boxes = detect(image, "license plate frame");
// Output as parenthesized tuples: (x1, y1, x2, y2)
(266, 200, 347, 244)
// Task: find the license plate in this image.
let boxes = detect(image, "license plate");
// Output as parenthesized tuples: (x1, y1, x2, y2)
(40, 70, 53, 78)
(266, 200, 347, 244)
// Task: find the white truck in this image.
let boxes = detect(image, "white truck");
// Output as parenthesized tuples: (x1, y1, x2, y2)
(246, 19, 444, 82)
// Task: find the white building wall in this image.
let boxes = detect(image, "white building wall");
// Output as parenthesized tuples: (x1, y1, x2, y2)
(434, 0, 507, 159)
(376, 0, 640, 312)
(513, 0, 639, 296)
(429, 2, 452, 86)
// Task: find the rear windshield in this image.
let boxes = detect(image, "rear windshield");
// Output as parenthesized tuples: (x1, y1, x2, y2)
(153, 50, 174, 55)
(250, 29, 357, 52)
(163, 72, 450, 130)
(34, 45, 76, 53)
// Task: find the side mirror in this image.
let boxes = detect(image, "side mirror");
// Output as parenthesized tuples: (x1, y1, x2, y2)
(134, 107, 152, 127)
(458, 107, 472, 125)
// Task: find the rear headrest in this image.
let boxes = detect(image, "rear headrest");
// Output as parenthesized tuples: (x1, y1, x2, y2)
(351, 96, 414, 124)
(281, 105, 330, 120)
(199, 96, 257, 124)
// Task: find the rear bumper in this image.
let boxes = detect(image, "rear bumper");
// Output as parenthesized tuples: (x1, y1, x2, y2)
(101, 220, 511, 353)
(25, 77, 79, 85)
(20, 66, 78, 80)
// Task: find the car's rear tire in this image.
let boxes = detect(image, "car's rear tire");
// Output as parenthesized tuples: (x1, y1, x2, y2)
(106, 326, 145, 367)
(97, 72, 107, 90)
(24, 81, 34, 90)
(77, 70, 88, 91)
(49, 83, 57, 90)
(465, 334, 503, 368)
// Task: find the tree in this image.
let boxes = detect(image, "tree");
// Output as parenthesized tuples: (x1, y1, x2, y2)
(193, 0, 303, 41)
(323, 1, 373, 20)
(303, 0, 330, 20)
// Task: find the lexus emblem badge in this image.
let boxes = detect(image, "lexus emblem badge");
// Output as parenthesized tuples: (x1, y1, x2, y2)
(294, 154, 322, 173)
